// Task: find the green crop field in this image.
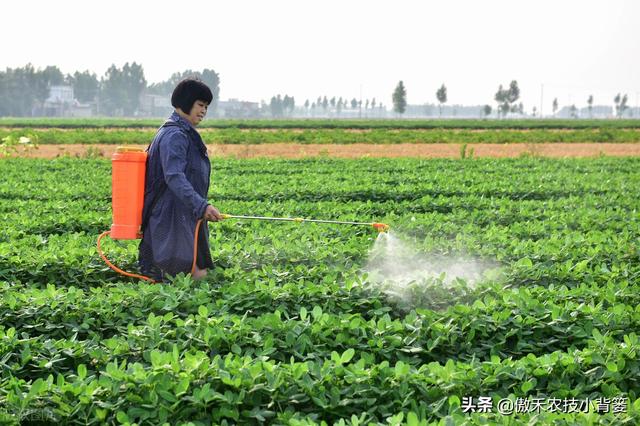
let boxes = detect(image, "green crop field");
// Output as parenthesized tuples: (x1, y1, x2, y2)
(3, 118, 640, 146)
(2, 117, 640, 129)
(1, 156, 639, 424)
(2, 127, 640, 146)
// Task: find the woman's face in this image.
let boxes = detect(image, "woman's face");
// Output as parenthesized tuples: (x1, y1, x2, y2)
(186, 100, 209, 126)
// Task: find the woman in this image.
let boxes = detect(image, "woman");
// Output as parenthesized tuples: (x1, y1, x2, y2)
(138, 78, 223, 282)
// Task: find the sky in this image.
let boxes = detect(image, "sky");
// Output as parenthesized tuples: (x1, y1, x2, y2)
(3, 0, 639, 113)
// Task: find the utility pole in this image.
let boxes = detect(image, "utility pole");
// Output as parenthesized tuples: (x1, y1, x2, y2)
(540, 84, 544, 118)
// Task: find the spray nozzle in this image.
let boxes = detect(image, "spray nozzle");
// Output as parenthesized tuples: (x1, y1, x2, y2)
(372, 223, 390, 233)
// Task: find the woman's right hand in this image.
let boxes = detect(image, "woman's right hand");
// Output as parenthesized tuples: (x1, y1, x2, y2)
(204, 205, 224, 222)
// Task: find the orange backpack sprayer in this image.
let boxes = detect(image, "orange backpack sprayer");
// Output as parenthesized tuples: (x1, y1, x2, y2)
(96, 147, 158, 282)
(97, 146, 389, 283)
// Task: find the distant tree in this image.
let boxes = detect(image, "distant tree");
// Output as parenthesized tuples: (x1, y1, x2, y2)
(100, 62, 146, 116)
(507, 81, 520, 112)
(270, 94, 285, 118)
(494, 80, 520, 118)
(278, 95, 294, 115)
(392, 80, 407, 115)
(569, 104, 578, 118)
(68, 70, 99, 103)
(552, 98, 558, 116)
(532, 106, 537, 117)
(330, 97, 336, 108)
(304, 99, 310, 110)
(483, 104, 492, 117)
(31, 65, 65, 110)
(517, 102, 524, 114)
(0, 64, 38, 115)
(365, 99, 370, 110)
(494, 85, 508, 118)
(436, 84, 447, 117)
(371, 98, 376, 109)
(0, 64, 69, 115)
(322, 96, 328, 111)
(100, 64, 127, 115)
(336, 98, 343, 115)
(40, 65, 65, 86)
(121, 62, 146, 116)
(587, 95, 594, 118)
(614, 93, 629, 118)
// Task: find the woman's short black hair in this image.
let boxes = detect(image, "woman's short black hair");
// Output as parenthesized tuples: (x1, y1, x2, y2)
(171, 78, 213, 114)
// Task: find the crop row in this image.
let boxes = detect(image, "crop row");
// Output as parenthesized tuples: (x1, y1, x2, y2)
(2, 127, 640, 145)
(3, 279, 640, 375)
(2, 117, 640, 129)
(1, 327, 638, 424)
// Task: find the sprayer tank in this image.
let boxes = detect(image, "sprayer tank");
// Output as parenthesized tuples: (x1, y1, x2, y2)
(110, 147, 147, 239)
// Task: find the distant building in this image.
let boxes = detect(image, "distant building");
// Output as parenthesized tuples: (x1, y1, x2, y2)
(69, 102, 93, 117)
(33, 85, 95, 117)
(41, 85, 74, 116)
(46, 85, 74, 104)
(139, 93, 172, 117)
(217, 99, 261, 118)
(556, 105, 614, 119)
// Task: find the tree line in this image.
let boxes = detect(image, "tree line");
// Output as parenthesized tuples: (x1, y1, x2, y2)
(391, 80, 634, 118)
(0, 63, 220, 117)
(269, 95, 387, 118)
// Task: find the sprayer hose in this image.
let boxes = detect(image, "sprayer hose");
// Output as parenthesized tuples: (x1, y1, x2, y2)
(97, 218, 204, 284)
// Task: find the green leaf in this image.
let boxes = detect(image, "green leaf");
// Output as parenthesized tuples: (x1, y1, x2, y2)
(606, 362, 618, 372)
(150, 349, 162, 368)
(395, 361, 410, 377)
(592, 328, 604, 344)
(198, 305, 208, 317)
(116, 411, 129, 424)
(341, 348, 355, 364)
(299, 307, 308, 321)
(96, 408, 107, 421)
(312, 305, 323, 320)
(448, 395, 460, 408)
(158, 390, 178, 402)
(77, 364, 87, 380)
(521, 379, 535, 393)
(573, 259, 589, 273)
(27, 378, 45, 399)
(516, 257, 533, 268)
(407, 412, 419, 426)
(175, 377, 190, 395)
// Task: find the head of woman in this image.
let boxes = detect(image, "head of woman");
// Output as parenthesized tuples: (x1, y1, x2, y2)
(171, 78, 213, 126)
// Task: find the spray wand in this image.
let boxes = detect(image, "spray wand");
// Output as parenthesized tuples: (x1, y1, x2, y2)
(219, 213, 390, 233)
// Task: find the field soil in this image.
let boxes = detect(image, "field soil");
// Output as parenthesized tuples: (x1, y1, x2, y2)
(13, 143, 640, 159)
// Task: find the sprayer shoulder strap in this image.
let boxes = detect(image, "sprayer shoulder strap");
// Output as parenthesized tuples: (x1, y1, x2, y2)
(141, 121, 187, 232)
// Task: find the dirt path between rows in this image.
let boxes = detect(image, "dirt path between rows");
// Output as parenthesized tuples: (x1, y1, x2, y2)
(14, 143, 640, 159)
